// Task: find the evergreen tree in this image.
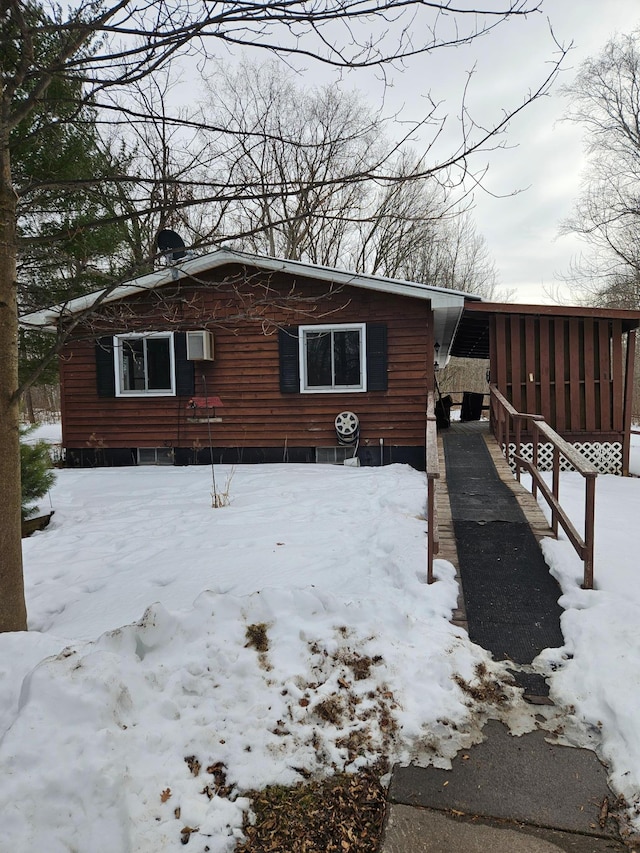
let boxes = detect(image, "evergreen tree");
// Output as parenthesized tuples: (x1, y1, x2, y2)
(10, 3, 130, 390)
(19, 427, 55, 521)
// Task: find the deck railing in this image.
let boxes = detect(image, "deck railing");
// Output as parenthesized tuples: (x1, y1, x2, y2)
(490, 384, 598, 589)
(426, 390, 440, 583)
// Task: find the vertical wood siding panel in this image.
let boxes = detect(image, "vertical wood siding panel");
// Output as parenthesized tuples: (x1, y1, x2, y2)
(539, 317, 551, 421)
(509, 316, 522, 411)
(554, 319, 566, 433)
(623, 330, 637, 473)
(612, 319, 624, 432)
(583, 319, 596, 432)
(598, 320, 612, 431)
(494, 314, 507, 396)
(524, 316, 537, 413)
(569, 319, 582, 430)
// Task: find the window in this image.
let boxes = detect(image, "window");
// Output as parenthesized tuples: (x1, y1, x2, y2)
(299, 324, 366, 393)
(114, 333, 175, 396)
(137, 447, 174, 465)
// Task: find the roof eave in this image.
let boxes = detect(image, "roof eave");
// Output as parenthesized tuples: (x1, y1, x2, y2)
(19, 248, 477, 331)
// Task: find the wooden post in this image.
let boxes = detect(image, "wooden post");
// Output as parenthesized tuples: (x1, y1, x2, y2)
(427, 475, 435, 584)
(583, 475, 596, 590)
(504, 411, 511, 472)
(622, 329, 636, 476)
(531, 421, 538, 498)
(426, 391, 439, 584)
(552, 446, 560, 537)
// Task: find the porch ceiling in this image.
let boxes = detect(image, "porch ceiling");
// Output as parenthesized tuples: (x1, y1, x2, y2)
(450, 301, 640, 361)
(449, 311, 490, 360)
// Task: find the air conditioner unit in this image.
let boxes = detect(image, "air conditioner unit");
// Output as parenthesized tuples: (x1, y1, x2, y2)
(186, 330, 214, 361)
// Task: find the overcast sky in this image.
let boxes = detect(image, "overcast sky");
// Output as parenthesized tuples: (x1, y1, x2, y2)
(387, 1, 640, 304)
(185, 1, 640, 305)
(301, 0, 640, 304)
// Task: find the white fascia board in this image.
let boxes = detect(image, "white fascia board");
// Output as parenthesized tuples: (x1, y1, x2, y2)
(19, 263, 200, 331)
(433, 304, 467, 370)
(19, 248, 479, 331)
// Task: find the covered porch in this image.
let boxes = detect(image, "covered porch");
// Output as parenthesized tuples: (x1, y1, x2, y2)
(446, 301, 640, 475)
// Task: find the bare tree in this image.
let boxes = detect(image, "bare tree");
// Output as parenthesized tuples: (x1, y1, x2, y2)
(561, 30, 640, 305)
(359, 172, 498, 297)
(200, 59, 384, 264)
(99, 72, 229, 270)
(1, 0, 565, 632)
(419, 212, 499, 298)
(202, 64, 497, 294)
(351, 152, 450, 277)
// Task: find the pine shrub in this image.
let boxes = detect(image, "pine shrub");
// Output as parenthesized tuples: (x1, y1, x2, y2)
(20, 427, 55, 520)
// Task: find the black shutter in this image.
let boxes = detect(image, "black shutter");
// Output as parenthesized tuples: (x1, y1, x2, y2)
(366, 323, 388, 391)
(95, 337, 116, 397)
(279, 327, 300, 393)
(174, 332, 195, 396)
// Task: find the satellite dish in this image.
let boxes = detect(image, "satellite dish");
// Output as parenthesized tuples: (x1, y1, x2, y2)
(157, 229, 186, 261)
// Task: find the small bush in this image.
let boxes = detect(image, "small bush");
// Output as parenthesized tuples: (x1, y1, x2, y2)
(20, 427, 56, 520)
(211, 467, 234, 508)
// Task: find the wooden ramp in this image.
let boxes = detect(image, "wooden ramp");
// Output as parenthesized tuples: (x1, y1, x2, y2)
(437, 423, 560, 698)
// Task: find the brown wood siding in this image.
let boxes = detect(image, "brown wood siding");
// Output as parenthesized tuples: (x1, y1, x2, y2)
(553, 319, 565, 430)
(612, 320, 624, 432)
(524, 315, 537, 414)
(489, 312, 629, 442)
(539, 317, 551, 421)
(567, 319, 580, 431)
(623, 330, 637, 474)
(59, 270, 433, 453)
(493, 314, 507, 394)
(598, 321, 611, 431)
(583, 318, 596, 432)
(510, 316, 522, 411)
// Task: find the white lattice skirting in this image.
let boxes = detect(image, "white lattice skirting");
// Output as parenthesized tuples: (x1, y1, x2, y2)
(505, 441, 622, 475)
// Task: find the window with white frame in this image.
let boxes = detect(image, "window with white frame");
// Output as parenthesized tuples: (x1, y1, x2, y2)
(114, 333, 175, 396)
(299, 324, 366, 392)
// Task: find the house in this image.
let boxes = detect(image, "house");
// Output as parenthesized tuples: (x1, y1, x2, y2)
(21, 249, 479, 469)
(21, 248, 640, 473)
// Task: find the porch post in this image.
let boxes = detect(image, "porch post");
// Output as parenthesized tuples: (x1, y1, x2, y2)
(622, 329, 636, 476)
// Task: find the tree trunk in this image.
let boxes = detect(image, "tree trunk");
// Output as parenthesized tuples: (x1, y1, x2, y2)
(0, 134, 28, 632)
(25, 386, 35, 424)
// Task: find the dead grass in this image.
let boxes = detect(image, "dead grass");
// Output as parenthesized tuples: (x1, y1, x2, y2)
(211, 468, 235, 508)
(235, 768, 387, 853)
(454, 662, 510, 705)
(315, 695, 345, 725)
(245, 623, 269, 653)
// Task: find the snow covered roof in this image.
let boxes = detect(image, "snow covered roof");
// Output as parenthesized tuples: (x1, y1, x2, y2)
(19, 248, 482, 369)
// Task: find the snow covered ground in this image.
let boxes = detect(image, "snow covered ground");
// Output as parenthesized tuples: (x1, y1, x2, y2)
(535, 433, 640, 821)
(2, 424, 640, 850)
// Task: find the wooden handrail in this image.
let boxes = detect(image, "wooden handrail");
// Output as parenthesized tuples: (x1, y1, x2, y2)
(491, 385, 544, 423)
(426, 394, 440, 479)
(534, 421, 599, 477)
(426, 391, 440, 584)
(489, 384, 597, 589)
(490, 386, 544, 480)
